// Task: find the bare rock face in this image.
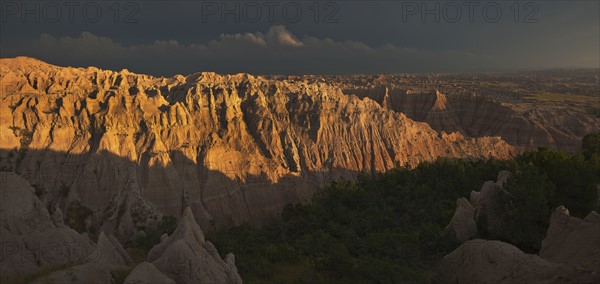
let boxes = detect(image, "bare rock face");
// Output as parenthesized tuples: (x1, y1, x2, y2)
(0, 57, 518, 230)
(540, 206, 600, 268)
(94, 232, 135, 267)
(444, 198, 477, 242)
(124, 262, 175, 284)
(438, 240, 558, 283)
(99, 174, 163, 241)
(0, 171, 140, 283)
(52, 207, 65, 228)
(437, 239, 600, 284)
(147, 207, 242, 284)
(29, 232, 135, 284)
(0, 171, 94, 279)
(0, 171, 53, 234)
(439, 204, 600, 284)
(445, 171, 512, 242)
(351, 87, 600, 151)
(470, 171, 513, 236)
(30, 262, 116, 284)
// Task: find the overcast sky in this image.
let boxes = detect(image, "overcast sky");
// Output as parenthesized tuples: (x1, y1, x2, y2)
(1, 0, 598, 76)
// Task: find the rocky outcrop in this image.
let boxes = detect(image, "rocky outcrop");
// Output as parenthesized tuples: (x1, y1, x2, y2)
(0, 57, 518, 230)
(0, 171, 94, 279)
(437, 239, 600, 284)
(444, 198, 477, 242)
(0, 171, 144, 283)
(0, 172, 236, 284)
(26, 229, 136, 284)
(439, 204, 600, 283)
(30, 262, 117, 284)
(540, 206, 600, 268)
(147, 207, 242, 284)
(350, 87, 600, 151)
(94, 232, 135, 266)
(470, 170, 513, 236)
(99, 174, 163, 241)
(444, 171, 513, 241)
(124, 262, 175, 284)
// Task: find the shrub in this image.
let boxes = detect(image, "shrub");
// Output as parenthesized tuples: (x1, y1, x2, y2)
(132, 215, 177, 252)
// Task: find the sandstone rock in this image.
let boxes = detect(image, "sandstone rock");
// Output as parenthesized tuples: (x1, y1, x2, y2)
(444, 198, 477, 242)
(53, 207, 65, 228)
(0, 227, 39, 278)
(148, 207, 242, 284)
(445, 171, 515, 243)
(470, 172, 513, 236)
(0, 171, 94, 279)
(98, 171, 163, 242)
(0, 171, 53, 234)
(354, 87, 600, 151)
(0, 171, 135, 282)
(124, 262, 175, 284)
(27, 230, 134, 284)
(92, 232, 134, 267)
(540, 206, 600, 268)
(0, 57, 518, 230)
(30, 262, 115, 284)
(437, 239, 600, 284)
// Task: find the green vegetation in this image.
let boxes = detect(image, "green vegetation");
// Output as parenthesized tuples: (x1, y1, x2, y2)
(129, 215, 178, 255)
(207, 147, 600, 283)
(111, 267, 133, 284)
(528, 92, 598, 103)
(118, 215, 178, 264)
(582, 132, 600, 159)
(126, 247, 149, 264)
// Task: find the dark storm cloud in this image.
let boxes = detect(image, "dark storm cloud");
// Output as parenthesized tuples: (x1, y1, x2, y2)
(16, 25, 493, 75)
(0, 1, 598, 75)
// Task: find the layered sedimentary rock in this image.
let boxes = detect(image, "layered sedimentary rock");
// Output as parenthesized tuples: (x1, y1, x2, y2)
(444, 197, 477, 243)
(441, 174, 600, 284)
(0, 171, 124, 283)
(0, 171, 94, 279)
(31, 231, 133, 284)
(540, 206, 600, 268)
(0, 57, 517, 231)
(444, 170, 513, 241)
(1, 171, 239, 283)
(124, 262, 175, 284)
(437, 239, 600, 284)
(349, 86, 600, 151)
(147, 207, 242, 284)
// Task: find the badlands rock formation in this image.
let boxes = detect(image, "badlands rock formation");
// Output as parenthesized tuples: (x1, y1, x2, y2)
(0, 170, 121, 282)
(437, 239, 600, 284)
(540, 206, 600, 268)
(349, 86, 600, 151)
(441, 174, 600, 283)
(0, 57, 517, 233)
(0, 171, 237, 283)
(444, 198, 477, 243)
(444, 171, 513, 241)
(147, 207, 242, 284)
(0, 171, 94, 279)
(124, 262, 176, 284)
(31, 231, 134, 284)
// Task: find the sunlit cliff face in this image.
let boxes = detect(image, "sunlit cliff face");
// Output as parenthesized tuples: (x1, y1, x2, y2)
(0, 57, 517, 234)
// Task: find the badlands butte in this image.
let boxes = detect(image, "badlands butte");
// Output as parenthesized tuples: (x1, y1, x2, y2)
(0, 57, 598, 238)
